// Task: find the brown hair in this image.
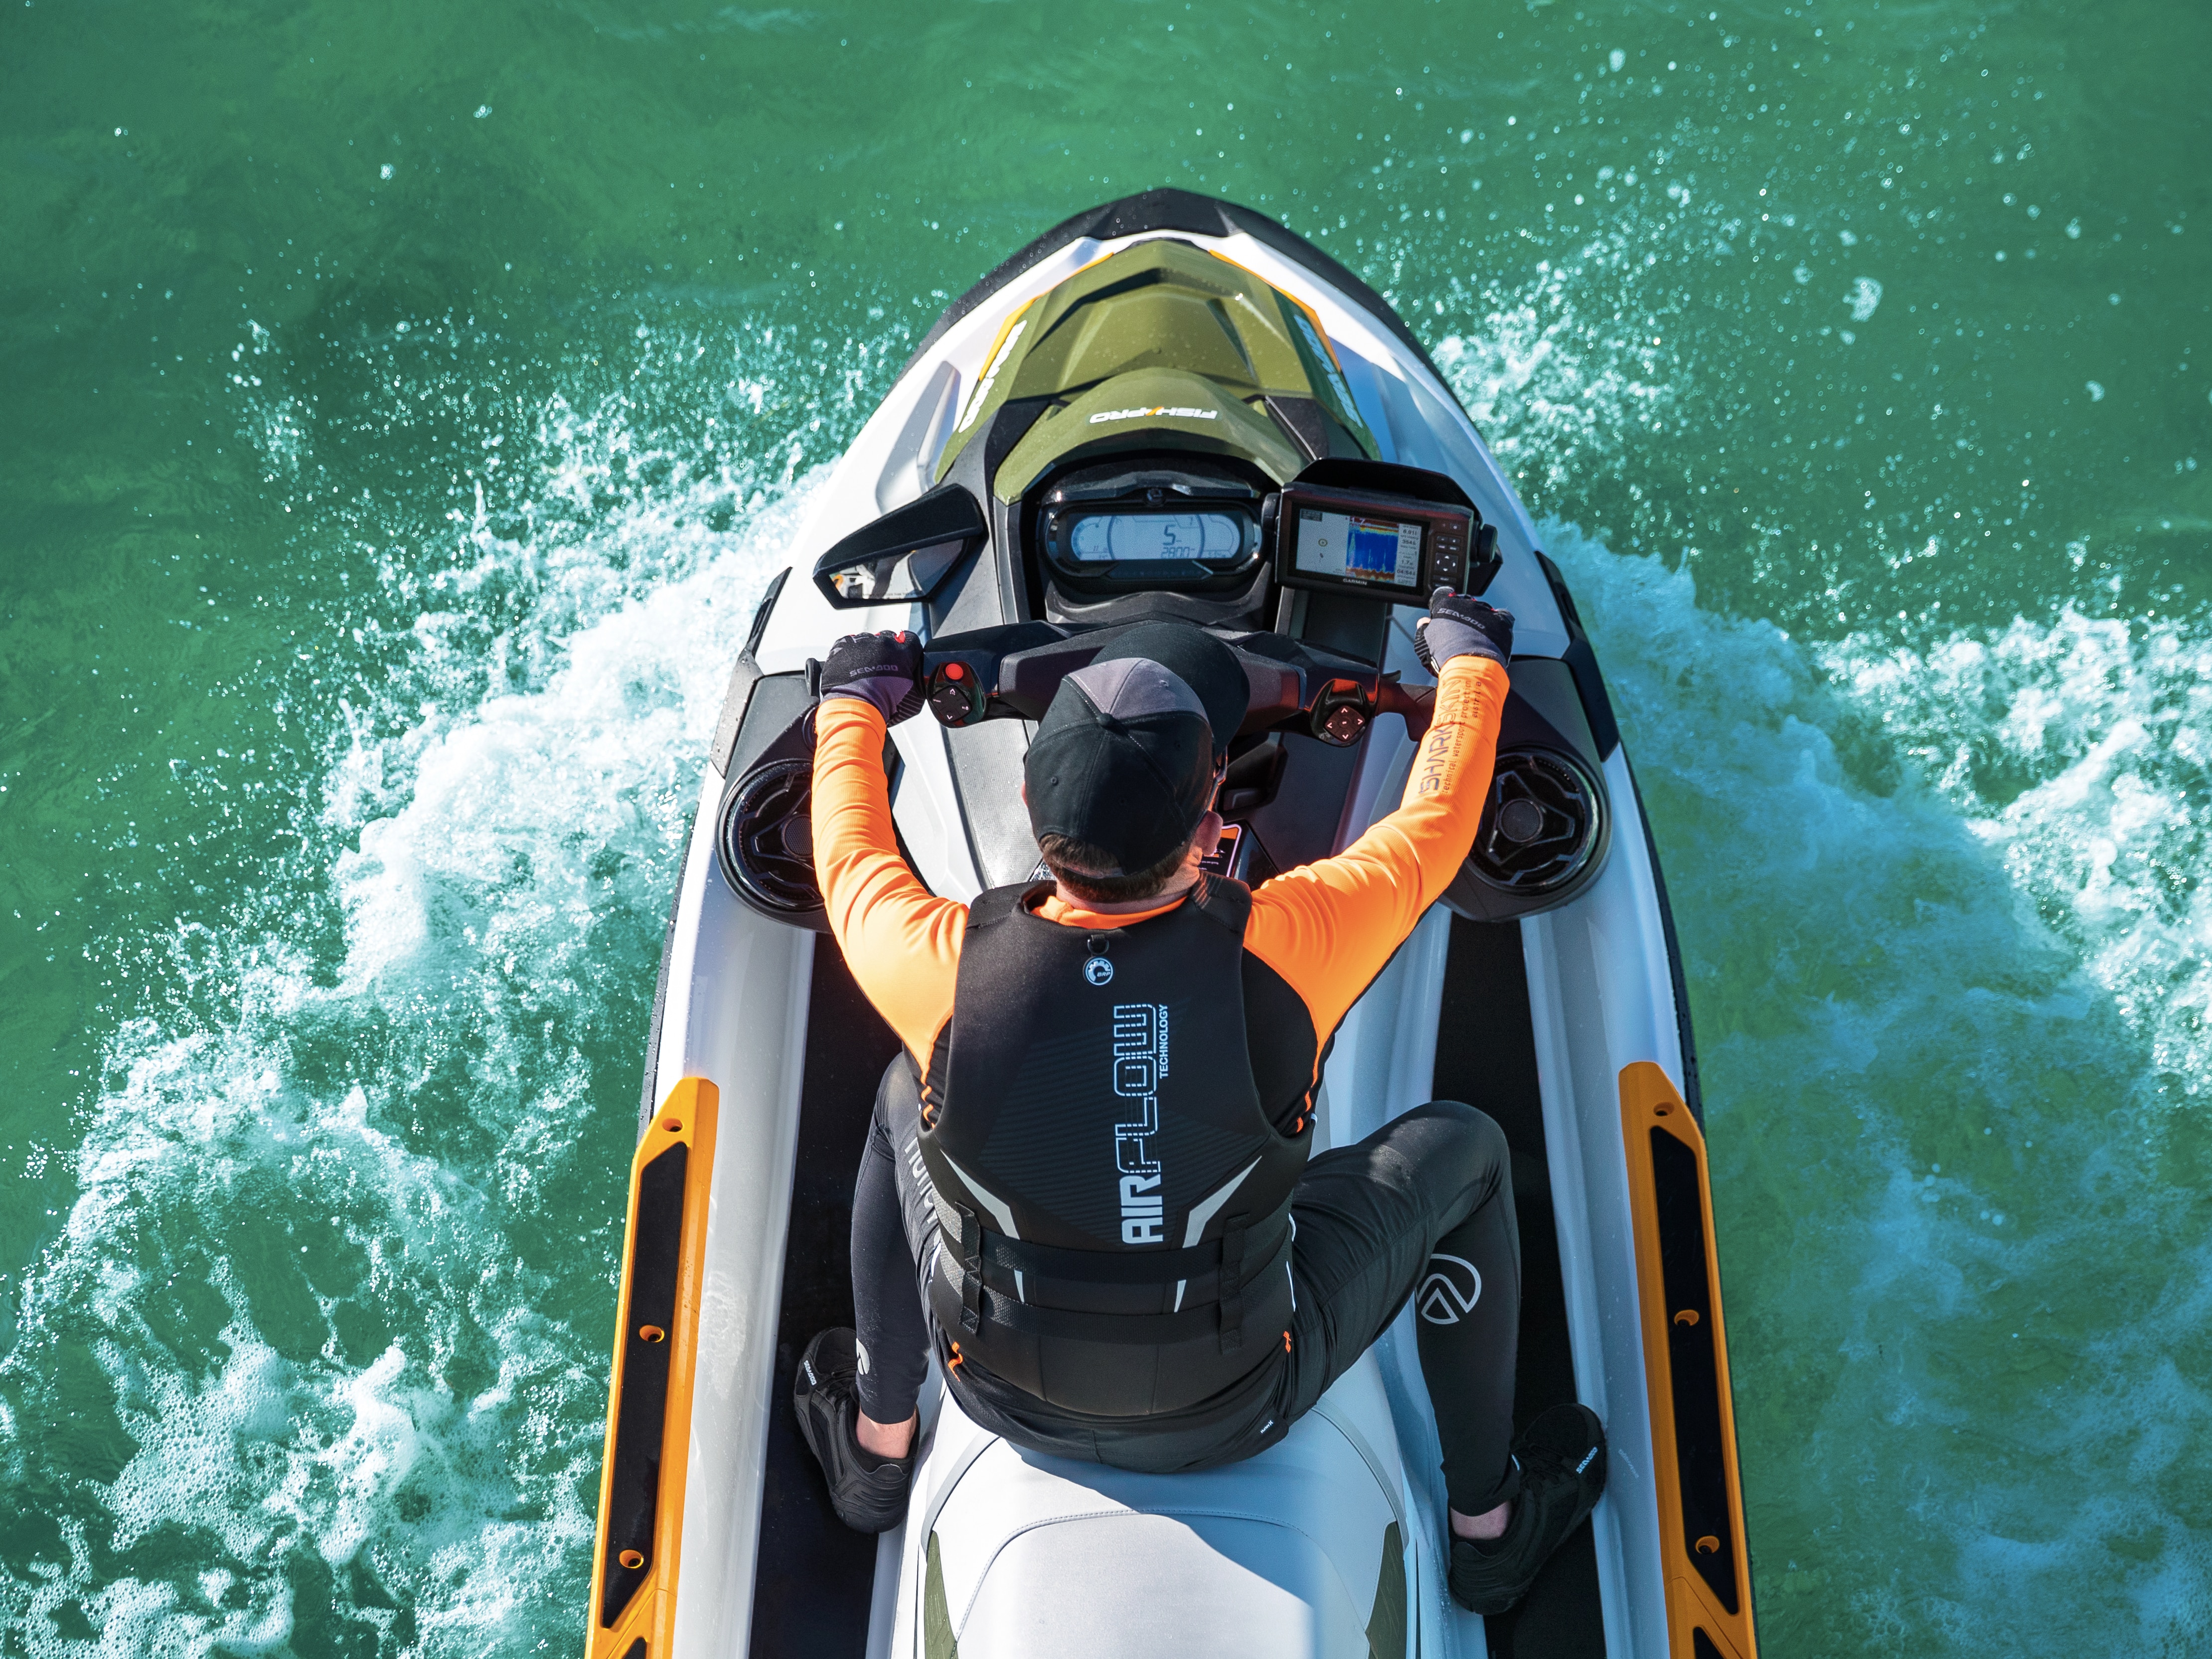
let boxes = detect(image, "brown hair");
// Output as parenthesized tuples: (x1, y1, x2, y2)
(1037, 832, 1193, 905)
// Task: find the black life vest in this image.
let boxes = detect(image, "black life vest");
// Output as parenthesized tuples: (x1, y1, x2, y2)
(916, 876, 1313, 1417)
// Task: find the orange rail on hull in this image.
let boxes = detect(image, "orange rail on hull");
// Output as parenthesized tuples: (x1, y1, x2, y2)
(588, 1077, 720, 1659)
(1620, 1061, 1761, 1659)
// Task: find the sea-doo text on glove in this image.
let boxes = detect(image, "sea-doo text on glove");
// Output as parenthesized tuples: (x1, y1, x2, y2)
(817, 630, 927, 724)
(1415, 589, 1515, 672)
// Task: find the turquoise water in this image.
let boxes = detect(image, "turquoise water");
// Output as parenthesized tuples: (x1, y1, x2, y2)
(3, 1, 2208, 1653)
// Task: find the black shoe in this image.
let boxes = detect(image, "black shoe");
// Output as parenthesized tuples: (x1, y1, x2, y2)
(1448, 1403, 1607, 1615)
(792, 1328, 914, 1534)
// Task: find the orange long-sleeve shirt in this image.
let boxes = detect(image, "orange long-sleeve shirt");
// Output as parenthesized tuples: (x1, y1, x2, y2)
(810, 654, 1509, 1077)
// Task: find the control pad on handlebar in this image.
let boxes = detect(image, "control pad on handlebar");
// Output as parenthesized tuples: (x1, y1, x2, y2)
(926, 659, 986, 726)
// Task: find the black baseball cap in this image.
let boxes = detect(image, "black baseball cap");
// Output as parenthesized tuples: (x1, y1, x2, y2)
(1023, 623, 1252, 875)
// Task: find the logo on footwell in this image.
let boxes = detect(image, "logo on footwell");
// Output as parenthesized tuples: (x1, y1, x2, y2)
(1417, 1253, 1483, 1324)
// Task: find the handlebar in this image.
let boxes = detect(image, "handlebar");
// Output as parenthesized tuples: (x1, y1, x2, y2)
(913, 622, 1435, 750)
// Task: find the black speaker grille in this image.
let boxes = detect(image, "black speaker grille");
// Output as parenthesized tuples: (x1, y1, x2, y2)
(717, 757, 823, 915)
(1470, 748, 1603, 893)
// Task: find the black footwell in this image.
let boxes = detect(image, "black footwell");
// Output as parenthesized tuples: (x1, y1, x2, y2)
(745, 939, 902, 1658)
(1433, 917, 1608, 1659)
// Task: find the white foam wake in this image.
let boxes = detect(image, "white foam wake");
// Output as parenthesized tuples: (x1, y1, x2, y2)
(0, 361, 817, 1652)
(1820, 612, 2212, 1099)
(1548, 522, 2212, 1653)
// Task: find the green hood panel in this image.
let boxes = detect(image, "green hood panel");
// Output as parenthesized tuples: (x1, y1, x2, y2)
(936, 238, 1374, 495)
(992, 367, 1303, 502)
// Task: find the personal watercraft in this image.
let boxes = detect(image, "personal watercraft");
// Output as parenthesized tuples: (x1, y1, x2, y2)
(587, 190, 1760, 1659)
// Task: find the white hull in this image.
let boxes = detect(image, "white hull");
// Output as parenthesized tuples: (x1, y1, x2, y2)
(593, 193, 1756, 1659)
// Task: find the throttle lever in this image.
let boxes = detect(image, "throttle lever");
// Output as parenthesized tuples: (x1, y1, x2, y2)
(1374, 680, 1436, 738)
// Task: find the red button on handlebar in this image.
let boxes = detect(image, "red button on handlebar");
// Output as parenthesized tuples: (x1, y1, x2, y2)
(944, 662, 966, 681)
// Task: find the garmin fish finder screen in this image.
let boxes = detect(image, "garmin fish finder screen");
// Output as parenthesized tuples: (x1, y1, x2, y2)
(1292, 507, 1424, 590)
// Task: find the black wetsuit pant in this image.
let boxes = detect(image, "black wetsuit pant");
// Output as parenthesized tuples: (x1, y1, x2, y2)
(849, 1058, 1523, 1515)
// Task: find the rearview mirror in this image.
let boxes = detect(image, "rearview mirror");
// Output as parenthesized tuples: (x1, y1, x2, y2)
(812, 484, 988, 610)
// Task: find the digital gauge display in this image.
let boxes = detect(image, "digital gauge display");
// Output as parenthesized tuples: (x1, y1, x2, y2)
(1066, 511, 1251, 562)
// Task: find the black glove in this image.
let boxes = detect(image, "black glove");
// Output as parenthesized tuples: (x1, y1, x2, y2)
(816, 630, 927, 724)
(1415, 588, 1515, 672)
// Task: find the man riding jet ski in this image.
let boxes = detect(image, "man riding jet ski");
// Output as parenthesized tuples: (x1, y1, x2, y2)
(790, 597, 1606, 1615)
(585, 191, 1762, 1659)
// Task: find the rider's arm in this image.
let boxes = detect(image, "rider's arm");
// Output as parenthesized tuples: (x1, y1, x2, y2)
(810, 699, 965, 1068)
(1244, 653, 1509, 1044)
